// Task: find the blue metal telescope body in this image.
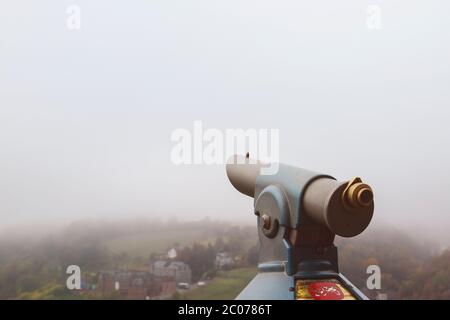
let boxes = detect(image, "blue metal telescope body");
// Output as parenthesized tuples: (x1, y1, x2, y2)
(226, 155, 374, 300)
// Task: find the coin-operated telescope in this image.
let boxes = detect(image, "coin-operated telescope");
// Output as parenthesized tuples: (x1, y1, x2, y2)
(226, 154, 374, 300)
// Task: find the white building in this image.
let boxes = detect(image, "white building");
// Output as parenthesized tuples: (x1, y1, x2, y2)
(150, 261, 192, 284)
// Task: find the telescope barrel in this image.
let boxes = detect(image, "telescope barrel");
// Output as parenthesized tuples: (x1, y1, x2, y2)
(226, 154, 374, 237)
(302, 177, 373, 237)
(226, 154, 261, 198)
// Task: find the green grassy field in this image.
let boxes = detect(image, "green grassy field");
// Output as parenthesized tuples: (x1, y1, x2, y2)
(103, 228, 215, 257)
(182, 268, 257, 300)
(103, 227, 257, 258)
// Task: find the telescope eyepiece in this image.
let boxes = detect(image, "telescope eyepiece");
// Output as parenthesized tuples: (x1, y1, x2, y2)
(342, 177, 374, 211)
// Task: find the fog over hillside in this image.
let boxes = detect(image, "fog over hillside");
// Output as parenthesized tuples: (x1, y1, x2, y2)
(0, 218, 448, 299)
(1, 1, 450, 242)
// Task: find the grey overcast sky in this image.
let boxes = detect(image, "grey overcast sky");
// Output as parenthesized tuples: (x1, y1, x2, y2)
(0, 1, 449, 241)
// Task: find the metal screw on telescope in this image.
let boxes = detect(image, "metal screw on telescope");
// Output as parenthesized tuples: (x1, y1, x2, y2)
(261, 214, 271, 230)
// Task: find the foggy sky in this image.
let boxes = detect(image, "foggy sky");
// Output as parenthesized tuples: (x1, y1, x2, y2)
(1, 1, 449, 242)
